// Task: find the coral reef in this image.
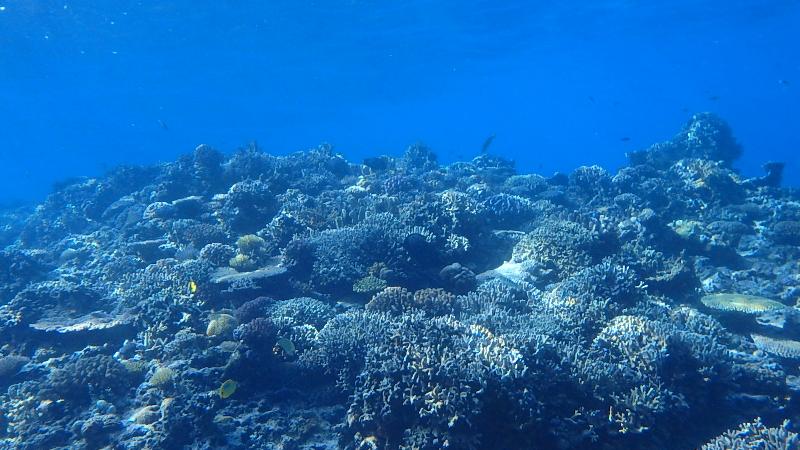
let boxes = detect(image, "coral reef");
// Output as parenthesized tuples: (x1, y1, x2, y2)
(0, 113, 798, 449)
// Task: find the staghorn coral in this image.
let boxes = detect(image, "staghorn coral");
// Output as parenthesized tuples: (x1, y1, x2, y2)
(592, 315, 670, 377)
(343, 314, 530, 450)
(305, 268, 789, 450)
(365, 287, 457, 317)
(541, 261, 643, 338)
(412, 288, 458, 316)
(479, 193, 538, 228)
(701, 418, 798, 450)
(607, 383, 687, 435)
(266, 297, 335, 329)
(364, 286, 415, 315)
(300, 310, 396, 385)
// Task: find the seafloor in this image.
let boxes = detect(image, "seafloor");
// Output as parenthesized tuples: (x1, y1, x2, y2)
(1, 113, 799, 449)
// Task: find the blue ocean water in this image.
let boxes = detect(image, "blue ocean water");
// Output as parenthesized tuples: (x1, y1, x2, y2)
(0, 0, 798, 204)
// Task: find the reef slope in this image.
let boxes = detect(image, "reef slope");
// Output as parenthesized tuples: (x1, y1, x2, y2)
(0, 113, 798, 449)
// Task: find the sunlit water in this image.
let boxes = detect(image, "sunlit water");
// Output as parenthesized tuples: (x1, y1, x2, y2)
(1, 0, 798, 204)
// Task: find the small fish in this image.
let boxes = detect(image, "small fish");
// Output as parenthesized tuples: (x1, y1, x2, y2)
(588, 95, 596, 104)
(158, 119, 169, 131)
(708, 95, 721, 101)
(274, 337, 296, 357)
(218, 379, 238, 399)
(778, 79, 790, 86)
(620, 137, 631, 142)
(481, 134, 496, 153)
(188, 280, 197, 295)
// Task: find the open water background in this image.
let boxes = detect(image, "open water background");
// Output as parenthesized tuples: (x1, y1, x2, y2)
(1, 0, 798, 204)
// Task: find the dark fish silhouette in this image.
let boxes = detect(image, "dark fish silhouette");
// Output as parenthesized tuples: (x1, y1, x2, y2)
(588, 95, 596, 104)
(708, 95, 721, 101)
(778, 79, 790, 86)
(158, 120, 169, 131)
(481, 134, 496, 153)
(620, 137, 631, 142)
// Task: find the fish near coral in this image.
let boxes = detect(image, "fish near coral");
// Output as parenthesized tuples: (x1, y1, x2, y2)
(188, 280, 197, 295)
(274, 337, 296, 357)
(219, 379, 238, 399)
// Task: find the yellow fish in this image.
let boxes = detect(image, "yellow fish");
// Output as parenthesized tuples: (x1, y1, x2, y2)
(218, 379, 238, 399)
(188, 280, 197, 295)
